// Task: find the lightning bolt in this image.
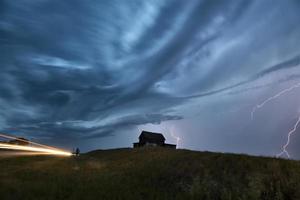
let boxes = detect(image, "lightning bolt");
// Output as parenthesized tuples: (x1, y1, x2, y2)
(250, 82, 300, 159)
(276, 115, 300, 158)
(251, 82, 300, 120)
(169, 126, 181, 148)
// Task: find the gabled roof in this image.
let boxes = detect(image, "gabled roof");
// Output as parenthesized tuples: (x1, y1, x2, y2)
(139, 131, 165, 142)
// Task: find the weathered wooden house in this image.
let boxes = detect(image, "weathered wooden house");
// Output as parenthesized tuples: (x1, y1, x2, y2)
(133, 131, 176, 149)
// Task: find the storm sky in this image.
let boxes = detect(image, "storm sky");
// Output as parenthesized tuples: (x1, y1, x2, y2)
(1, 0, 300, 158)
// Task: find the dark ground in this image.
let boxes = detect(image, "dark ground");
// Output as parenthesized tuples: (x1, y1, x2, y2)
(0, 148, 300, 200)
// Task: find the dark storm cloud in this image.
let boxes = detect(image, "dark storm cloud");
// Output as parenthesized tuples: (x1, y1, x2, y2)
(183, 54, 300, 99)
(1, 0, 300, 157)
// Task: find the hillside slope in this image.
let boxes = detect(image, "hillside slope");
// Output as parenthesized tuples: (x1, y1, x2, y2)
(0, 148, 300, 200)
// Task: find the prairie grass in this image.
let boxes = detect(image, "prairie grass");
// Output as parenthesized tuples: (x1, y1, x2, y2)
(0, 148, 299, 200)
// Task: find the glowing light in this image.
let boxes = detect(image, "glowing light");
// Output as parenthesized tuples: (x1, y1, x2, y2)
(0, 133, 60, 151)
(0, 133, 72, 156)
(276, 115, 300, 158)
(0, 143, 72, 156)
(251, 82, 300, 120)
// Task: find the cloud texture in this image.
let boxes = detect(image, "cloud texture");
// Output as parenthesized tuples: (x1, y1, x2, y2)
(1, 0, 300, 158)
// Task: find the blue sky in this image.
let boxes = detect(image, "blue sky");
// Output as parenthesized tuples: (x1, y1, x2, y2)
(1, 0, 300, 158)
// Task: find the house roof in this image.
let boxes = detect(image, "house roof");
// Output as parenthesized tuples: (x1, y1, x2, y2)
(139, 131, 165, 142)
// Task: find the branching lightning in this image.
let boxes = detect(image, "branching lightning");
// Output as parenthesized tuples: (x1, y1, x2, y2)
(0, 133, 72, 156)
(250, 82, 300, 159)
(251, 82, 300, 120)
(276, 116, 300, 158)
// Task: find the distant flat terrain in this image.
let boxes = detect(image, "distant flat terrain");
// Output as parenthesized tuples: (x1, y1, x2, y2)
(0, 148, 300, 200)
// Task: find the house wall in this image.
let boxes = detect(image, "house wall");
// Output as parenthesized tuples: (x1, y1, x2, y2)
(139, 137, 164, 145)
(145, 142, 157, 147)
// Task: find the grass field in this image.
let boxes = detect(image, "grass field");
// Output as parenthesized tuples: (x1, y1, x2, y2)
(1, 148, 300, 200)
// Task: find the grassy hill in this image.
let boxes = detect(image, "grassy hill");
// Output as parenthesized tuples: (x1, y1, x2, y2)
(0, 148, 300, 200)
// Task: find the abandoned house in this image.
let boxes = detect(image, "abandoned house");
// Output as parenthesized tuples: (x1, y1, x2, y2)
(133, 131, 176, 149)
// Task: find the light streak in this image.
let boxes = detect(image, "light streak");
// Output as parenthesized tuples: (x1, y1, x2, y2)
(0, 133, 61, 151)
(251, 82, 300, 120)
(0, 133, 72, 156)
(0, 143, 72, 156)
(276, 116, 300, 158)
